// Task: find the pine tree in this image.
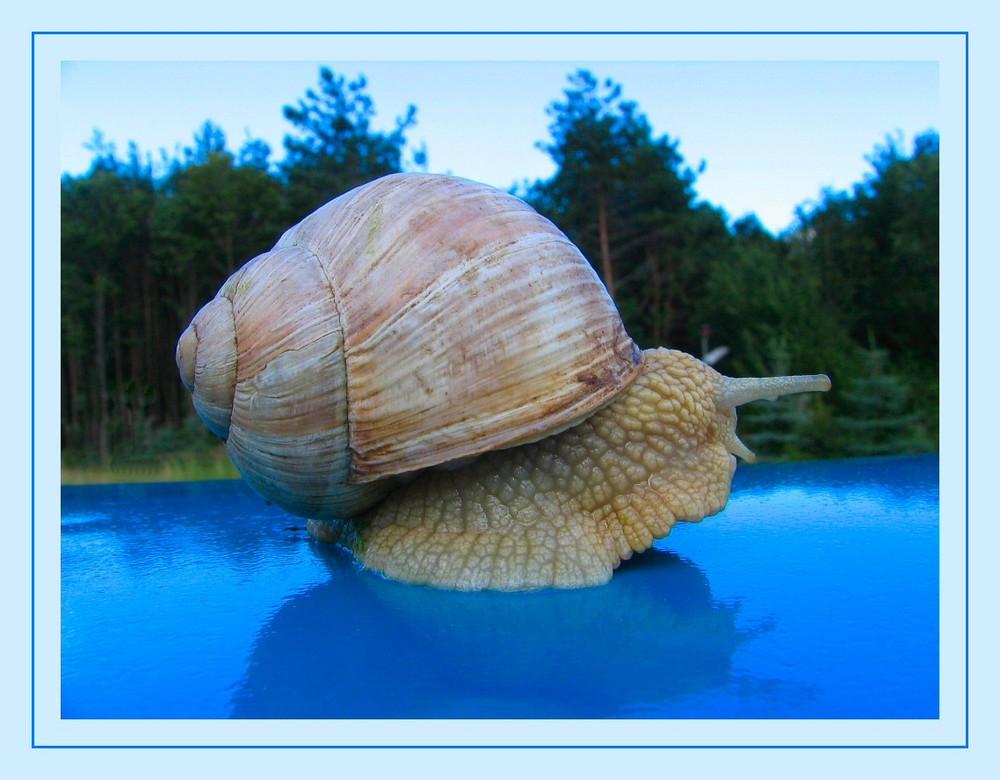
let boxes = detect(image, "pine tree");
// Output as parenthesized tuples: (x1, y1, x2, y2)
(837, 348, 930, 456)
(733, 337, 828, 460)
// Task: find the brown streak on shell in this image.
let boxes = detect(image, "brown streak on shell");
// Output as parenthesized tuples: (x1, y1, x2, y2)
(275, 173, 643, 485)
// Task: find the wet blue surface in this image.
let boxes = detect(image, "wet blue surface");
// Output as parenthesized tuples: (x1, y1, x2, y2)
(61, 455, 939, 719)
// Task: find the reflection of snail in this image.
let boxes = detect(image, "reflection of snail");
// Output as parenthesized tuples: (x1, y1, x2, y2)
(177, 174, 830, 590)
(230, 546, 742, 718)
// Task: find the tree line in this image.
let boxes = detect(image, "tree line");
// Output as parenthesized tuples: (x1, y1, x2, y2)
(61, 66, 939, 468)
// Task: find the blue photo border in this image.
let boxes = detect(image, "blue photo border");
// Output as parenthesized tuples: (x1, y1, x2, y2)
(32, 29, 970, 751)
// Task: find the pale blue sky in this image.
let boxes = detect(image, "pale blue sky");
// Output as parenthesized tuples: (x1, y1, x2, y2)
(61, 59, 938, 235)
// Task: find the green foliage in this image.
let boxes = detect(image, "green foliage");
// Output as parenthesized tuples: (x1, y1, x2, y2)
(280, 67, 423, 218)
(790, 131, 939, 368)
(62, 143, 158, 464)
(732, 337, 838, 461)
(525, 69, 714, 354)
(834, 348, 934, 457)
(702, 215, 852, 381)
(154, 121, 284, 298)
(780, 131, 940, 456)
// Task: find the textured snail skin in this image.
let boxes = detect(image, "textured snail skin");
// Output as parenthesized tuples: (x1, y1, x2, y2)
(308, 348, 831, 590)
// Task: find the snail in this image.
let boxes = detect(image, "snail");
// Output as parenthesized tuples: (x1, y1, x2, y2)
(176, 173, 830, 591)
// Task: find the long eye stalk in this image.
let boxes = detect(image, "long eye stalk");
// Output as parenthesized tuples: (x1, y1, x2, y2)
(718, 373, 832, 463)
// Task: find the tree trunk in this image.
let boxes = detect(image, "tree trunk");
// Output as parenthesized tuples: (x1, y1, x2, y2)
(647, 241, 662, 344)
(93, 277, 110, 465)
(596, 196, 615, 299)
(141, 261, 159, 427)
(63, 352, 81, 448)
(111, 305, 130, 447)
(662, 242, 676, 343)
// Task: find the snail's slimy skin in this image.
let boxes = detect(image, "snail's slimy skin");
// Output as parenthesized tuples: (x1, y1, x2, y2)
(308, 348, 830, 590)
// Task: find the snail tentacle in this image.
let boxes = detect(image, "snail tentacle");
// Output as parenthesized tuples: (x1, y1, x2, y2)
(717, 374, 833, 409)
(716, 373, 832, 463)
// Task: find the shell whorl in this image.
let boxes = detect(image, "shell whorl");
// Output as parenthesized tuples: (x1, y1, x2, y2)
(175, 296, 237, 440)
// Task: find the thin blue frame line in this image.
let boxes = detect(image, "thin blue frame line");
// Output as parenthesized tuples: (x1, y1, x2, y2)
(36, 28, 967, 751)
(32, 742, 973, 750)
(963, 30, 970, 751)
(30, 31, 37, 750)
(31, 30, 970, 36)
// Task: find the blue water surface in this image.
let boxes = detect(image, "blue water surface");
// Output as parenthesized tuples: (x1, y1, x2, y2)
(61, 455, 939, 720)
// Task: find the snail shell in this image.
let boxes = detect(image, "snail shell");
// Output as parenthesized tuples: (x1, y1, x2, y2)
(176, 174, 642, 520)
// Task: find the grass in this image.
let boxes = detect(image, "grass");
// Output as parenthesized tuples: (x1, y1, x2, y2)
(61, 445, 241, 485)
(62, 418, 247, 485)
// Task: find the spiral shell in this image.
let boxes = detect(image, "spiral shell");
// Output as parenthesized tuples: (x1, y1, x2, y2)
(177, 174, 642, 519)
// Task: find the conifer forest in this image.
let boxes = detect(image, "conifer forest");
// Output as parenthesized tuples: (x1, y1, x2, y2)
(60, 67, 940, 476)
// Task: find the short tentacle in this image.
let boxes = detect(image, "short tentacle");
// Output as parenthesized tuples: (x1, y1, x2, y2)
(716, 373, 832, 463)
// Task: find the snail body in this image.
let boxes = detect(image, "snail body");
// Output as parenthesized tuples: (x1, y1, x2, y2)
(177, 174, 830, 590)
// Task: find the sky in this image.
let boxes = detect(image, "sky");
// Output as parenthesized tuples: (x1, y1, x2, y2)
(60, 59, 939, 235)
